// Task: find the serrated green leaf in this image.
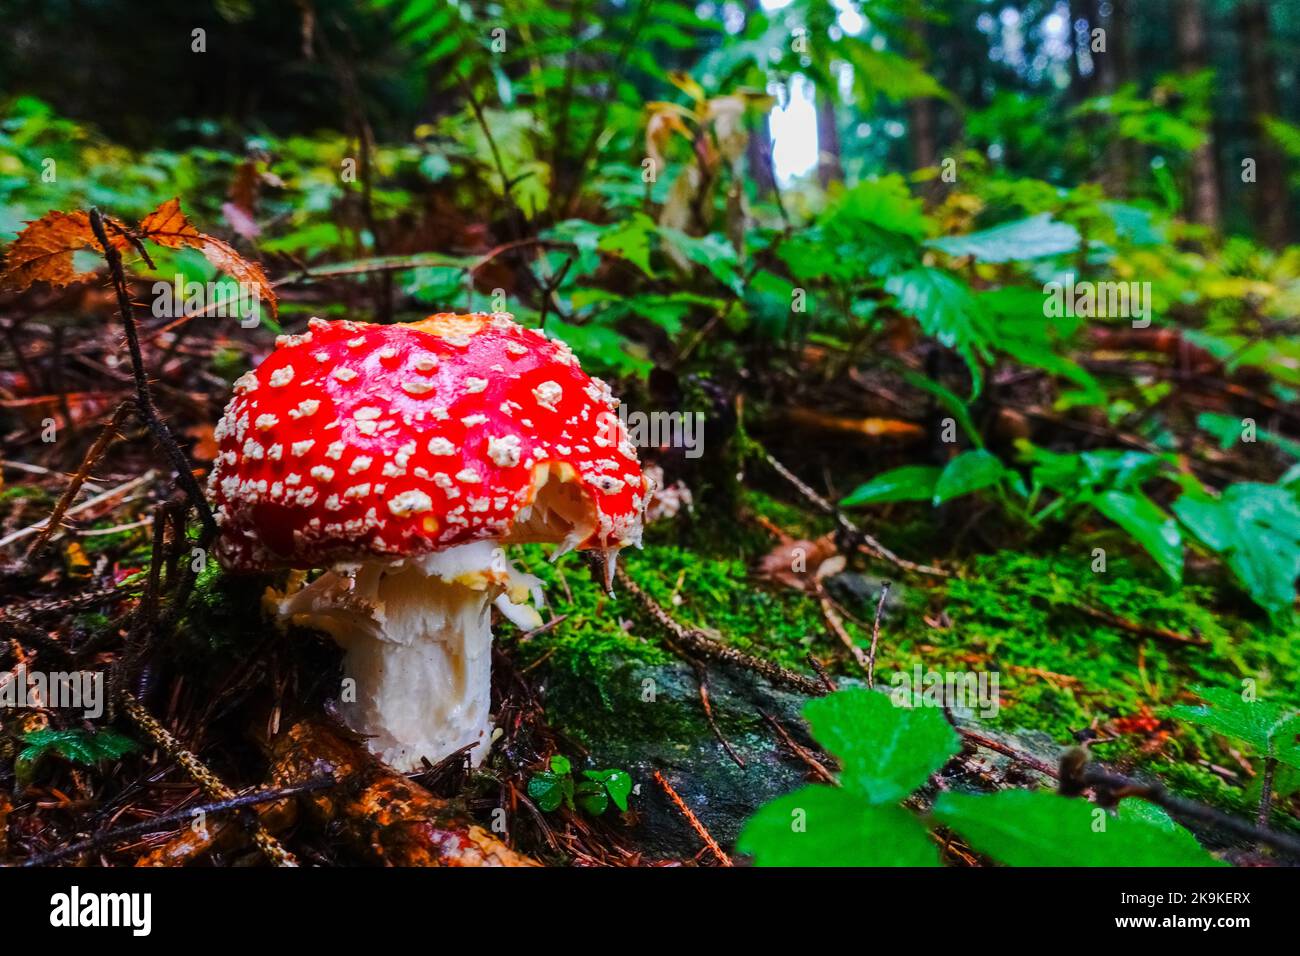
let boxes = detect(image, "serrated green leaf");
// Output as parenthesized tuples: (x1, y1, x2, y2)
(803, 688, 960, 803)
(737, 786, 940, 866)
(933, 790, 1223, 867)
(596, 212, 656, 277)
(1174, 483, 1300, 615)
(1170, 685, 1300, 760)
(886, 267, 992, 396)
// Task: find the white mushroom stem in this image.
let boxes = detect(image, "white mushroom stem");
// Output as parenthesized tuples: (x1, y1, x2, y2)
(271, 541, 541, 772)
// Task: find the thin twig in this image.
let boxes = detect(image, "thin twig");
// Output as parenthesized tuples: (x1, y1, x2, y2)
(762, 450, 948, 577)
(617, 565, 823, 696)
(814, 582, 871, 676)
(24, 402, 132, 562)
(1258, 756, 1277, 829)
(652, 770, 731, 866)
(693, 665, 745, 768)
(0, 470, 157, 550)
(757, 708, 836, 784)
(1078, 763, 1300, 858)
(866, 582, 891, 689)
(88, 208, 216, 539)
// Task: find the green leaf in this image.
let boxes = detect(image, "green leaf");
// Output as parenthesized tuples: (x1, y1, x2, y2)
(903, 371, 983, 447)
(656, 228, 743, 294)
(1170, 685, 1300, 761)
(575, 781, 610, 816)
(584, 769, 632, 811)
(933, 791, 1223, 867)
(842, 465, 941, 508)
(1174, 483, 1300, 615)
(596, 212, 656, 277)
(549, 754, 572, 776)
(885, 267, 992, 396)
(927, 214, 1080, 263)
(527, 771, 565, 812)
(16, 728, 138, 783)
(1092, 490, 1183, 584)
(737, 786, 940, 866)
(933, 451, 1006, 505)
(803, 688, 960, 804)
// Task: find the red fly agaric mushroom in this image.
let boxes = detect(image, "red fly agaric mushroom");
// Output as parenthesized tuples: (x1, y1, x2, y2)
(208, 312, 647, 770)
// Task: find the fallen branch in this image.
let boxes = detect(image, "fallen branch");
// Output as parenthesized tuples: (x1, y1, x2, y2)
(1076, 761, 1300, 858)
(866, 582, 891, 689)
(757, 709, 836, 784)
(616, 565, 823, 696)
(653, 770, 731, 866)
(1070, 601, 1208, 648)
(120, 692, 298, 867)
(88, 208, 216, 539)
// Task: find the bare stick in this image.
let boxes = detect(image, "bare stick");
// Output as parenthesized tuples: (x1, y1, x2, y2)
(814, 582, 871, 676)
(653, 770, 731, 866)
(88, 208, 216, 539)
(617, 565, 823, 696)
(0, 470, 157, 551)
(1079, 763, 1300, 858)
(1258, 756, 1277, 829)
(757, 708, 836, 784)
(24, 402, 132, 562)
(866, 582, 891, 689)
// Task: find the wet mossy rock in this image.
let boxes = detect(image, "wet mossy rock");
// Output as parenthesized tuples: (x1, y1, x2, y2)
(540, 656, 810, 859)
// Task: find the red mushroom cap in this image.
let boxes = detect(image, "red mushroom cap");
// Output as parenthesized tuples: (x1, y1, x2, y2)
(209, 313, 646, 571)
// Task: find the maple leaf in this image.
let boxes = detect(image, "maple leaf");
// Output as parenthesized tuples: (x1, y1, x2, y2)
(0, 210, 129, 291)
(137, 198, 277, 317)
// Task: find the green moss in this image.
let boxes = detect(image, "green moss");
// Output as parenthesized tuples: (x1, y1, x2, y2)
(0, 484, 52, 510)
(886, 549, 1300, 761)
(509, 539, 845, 685)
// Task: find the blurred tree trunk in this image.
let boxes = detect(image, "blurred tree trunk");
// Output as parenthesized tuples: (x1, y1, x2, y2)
(816, 94, 843, 188)
(907, 17, 939, 202)
(744, 0, 776, 198)
(1175, 0, 1221, 230)
(1236, 0, 1289, 247)
(1099, 0, 1136, 197)
(747, 113, 777, 198)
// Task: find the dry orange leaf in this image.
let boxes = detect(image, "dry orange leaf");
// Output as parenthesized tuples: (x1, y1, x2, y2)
(0, 199, 277, 319)
(138, 198, 277, 317)
(0, 210, 128, 291)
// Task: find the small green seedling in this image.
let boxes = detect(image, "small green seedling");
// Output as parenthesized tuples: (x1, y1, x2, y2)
(527, 755, 632, 816)
(16, 728, 138, 785)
